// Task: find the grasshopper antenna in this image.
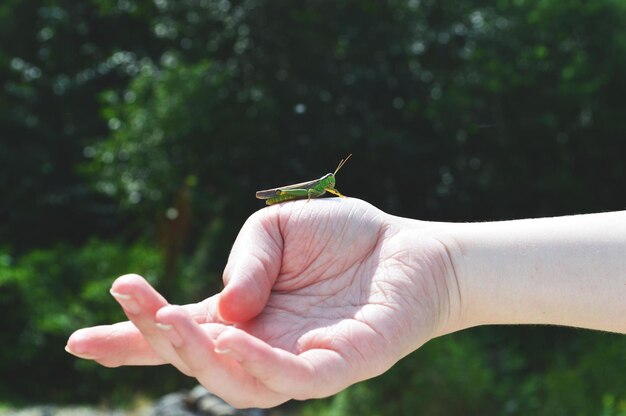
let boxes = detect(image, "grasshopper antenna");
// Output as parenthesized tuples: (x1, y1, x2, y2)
(334, 153, 352, 175)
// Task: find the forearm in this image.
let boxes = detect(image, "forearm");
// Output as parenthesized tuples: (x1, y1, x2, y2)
(440, 211, 626, 334)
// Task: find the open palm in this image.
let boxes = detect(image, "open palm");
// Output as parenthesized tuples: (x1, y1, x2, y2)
(67, 198, 455, 408)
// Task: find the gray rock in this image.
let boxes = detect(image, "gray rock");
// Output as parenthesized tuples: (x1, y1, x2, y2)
(150, 392, 195, 416)
(148, 385, 264, 416)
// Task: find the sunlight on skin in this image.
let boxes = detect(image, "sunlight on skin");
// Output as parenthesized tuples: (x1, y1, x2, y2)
(66, 199, 626, 408)
(67, 199, 455, 408)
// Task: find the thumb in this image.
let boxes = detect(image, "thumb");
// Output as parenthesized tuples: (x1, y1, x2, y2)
(218, 209, 283, 323)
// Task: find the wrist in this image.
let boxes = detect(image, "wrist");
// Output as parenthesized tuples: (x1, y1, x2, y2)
(432, 221, 499, 332)
(388, 216, 465, 340)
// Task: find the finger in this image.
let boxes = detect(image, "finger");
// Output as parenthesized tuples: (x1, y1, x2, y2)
(66, 321, 165, 366)
(214, 327, 352, 400)
(109, 273, 195, 374)
(65, 297, 220, 366)
(186, 296, 221, 323)
(155, 305, 289, 409)
(219, 209, 283, 323)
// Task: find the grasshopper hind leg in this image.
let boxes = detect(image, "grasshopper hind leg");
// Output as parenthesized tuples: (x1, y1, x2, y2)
(326, 188, 346, 198)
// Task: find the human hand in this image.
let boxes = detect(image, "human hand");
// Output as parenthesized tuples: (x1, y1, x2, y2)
(66, 198, 459, 408)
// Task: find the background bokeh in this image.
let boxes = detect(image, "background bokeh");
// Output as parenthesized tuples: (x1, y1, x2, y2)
(1, 0, 625, 414)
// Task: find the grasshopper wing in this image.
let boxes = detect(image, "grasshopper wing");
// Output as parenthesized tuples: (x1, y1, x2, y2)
(255, 178, 321, 200)
(255, 188, 281, 199)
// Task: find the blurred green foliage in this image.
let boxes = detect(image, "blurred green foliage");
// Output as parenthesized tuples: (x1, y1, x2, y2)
(0, 240, 173, 402)
(305, 329, 626, 415)
(1, 0, 625, 413)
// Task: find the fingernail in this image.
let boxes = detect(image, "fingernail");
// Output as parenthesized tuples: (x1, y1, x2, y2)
(65, 344, 95, 360)
(214, 346, 243, 362)
(110, 289, 142, 315)
(156, 322, 183, 348)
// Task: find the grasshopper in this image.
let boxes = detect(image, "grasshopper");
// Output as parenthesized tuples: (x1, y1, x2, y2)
(255, 154, 352, 205)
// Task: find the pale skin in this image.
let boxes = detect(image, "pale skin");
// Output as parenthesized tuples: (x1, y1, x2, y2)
(65, 198, 626, 408)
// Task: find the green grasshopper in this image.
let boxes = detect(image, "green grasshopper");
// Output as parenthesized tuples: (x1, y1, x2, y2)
(255, 154, 352, 205)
